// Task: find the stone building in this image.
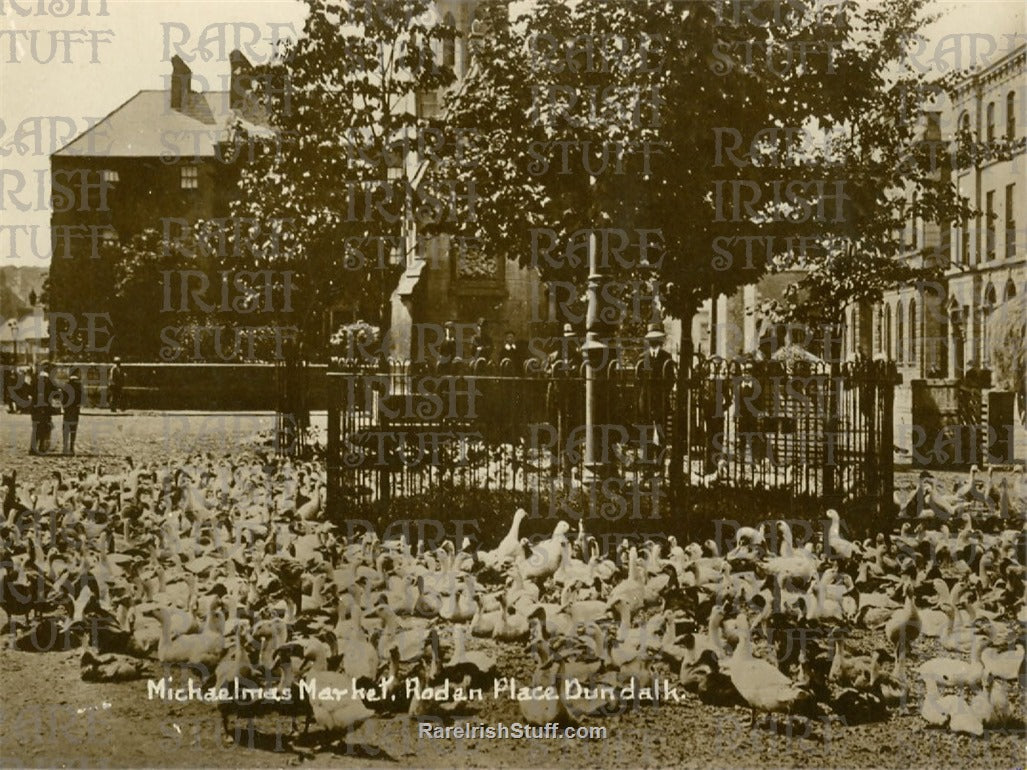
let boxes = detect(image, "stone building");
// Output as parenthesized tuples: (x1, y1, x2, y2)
(47, 50, 266, 354)
(848, 43, 1026, 462)
(387, 0, 546, 362)
(945, 43, 1024, 378)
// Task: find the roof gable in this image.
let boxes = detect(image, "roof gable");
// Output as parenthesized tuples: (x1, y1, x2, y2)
(53, 90, 269, 159)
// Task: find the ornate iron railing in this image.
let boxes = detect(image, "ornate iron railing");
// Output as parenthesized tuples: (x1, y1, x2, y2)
(325, 354, 899, 516)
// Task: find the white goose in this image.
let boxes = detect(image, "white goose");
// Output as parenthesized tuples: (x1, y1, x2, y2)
(981, 643, 1026, 681)
(919, 635, 986, 688)
(299, 644, 376, 742)
(517, 521, 569, 583)
(824, 510, 858, 559)
(483, 509, 528, 567)
(762, 521, 819, 582)
(725, 614, 810, 724)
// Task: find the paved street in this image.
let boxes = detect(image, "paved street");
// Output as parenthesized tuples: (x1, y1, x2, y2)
(0, 412, 324, 488)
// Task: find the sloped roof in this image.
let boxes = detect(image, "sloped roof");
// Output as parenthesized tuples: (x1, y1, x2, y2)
(53, 90, 269, 158)
(0, 312, 48, 342)
(771, 343, 824, 364)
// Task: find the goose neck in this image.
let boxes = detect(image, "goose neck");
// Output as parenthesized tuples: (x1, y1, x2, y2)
(308, 645, 328, 672)
(708, 609, 725, 652)
(617, 606, 631, 638)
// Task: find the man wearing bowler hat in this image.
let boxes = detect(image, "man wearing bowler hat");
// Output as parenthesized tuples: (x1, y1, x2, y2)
(500, 330, 527, 374)
(471, 317, 494, 362)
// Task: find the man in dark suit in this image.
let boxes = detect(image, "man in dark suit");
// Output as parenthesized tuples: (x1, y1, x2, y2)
(545, 324, 583, 473)
(500, 331, 527, 374)
(109, 357, 126, 412)
(1, 353, 16, 413)
(638, 322, 674, 436)
(436, 321, 458, 374)
(471, 317, 494, 363)
(29, 366, 57, 454)
(62, 373, 82, 455)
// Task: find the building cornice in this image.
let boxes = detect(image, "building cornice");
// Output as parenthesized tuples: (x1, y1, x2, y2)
(949, 44, 1026, 97)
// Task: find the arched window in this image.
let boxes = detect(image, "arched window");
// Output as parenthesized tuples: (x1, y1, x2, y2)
(1008, 91, 1017, 140)
(908, 299, 917, 365)
(959, 111, 970, 135)
(896, 300, 904, 363)
(884, 304, 892, 359)
(1005, 278, 1017, 301)
(986, 102, 996, 142)
(1006, 183, 1016, 258)
(442, 12, 456, 68)
(949, 300, 965, 376)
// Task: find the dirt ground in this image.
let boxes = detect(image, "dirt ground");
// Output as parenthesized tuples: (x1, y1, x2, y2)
(1, 637, 1022, 769)
(0, 411, 1023, 769)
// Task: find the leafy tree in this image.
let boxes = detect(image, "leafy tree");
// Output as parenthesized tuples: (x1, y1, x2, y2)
(227, 0, 459, 360)
(105, 229, 193, 361)
(432, 0, 974, 361)
(107, 226, 317, 364)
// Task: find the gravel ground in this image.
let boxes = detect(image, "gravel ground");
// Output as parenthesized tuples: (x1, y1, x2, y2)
(1, 635, 1022, 769)
(0, 411, 1023, 769)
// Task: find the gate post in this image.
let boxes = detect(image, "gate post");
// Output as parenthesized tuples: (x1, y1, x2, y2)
(378, 407, 392, 512)
(274, 359, 292, 457)
(822, 364, 838, 504)
(326, 371, 340, 520)
(879, 361, 898, 516)
(668, 359, 684, 506)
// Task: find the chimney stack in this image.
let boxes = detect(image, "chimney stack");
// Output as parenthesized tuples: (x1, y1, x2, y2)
(229, 50, 254, 111)
(170, 55, 192, 111)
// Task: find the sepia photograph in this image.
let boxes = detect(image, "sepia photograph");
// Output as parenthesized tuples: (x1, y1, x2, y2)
(0, 0, 1025, 767)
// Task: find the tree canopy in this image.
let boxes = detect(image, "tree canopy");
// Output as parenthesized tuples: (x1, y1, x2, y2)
(228, 0, 459, 349)
(431, 0, 975, 354)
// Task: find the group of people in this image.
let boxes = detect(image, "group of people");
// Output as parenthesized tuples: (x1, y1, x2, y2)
(24, 364, 82, 456)
(435, 318, 530, 373)
(433, 317, 676, 379)
(1, 357, 127, 456)
(544, 320, 675, 425)
(431, 317, 677, 451)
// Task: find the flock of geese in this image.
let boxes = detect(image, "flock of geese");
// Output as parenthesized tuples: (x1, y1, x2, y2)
(0, 457, 1024, 752)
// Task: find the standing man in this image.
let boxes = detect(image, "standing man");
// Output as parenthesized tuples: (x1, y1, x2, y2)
(108, 356, 126, 412)
(500, 330, 526, 373)
(29, 366, 56, 455)
(546, 324, 582, 473)
(471, 318, 494, 363)
(638, 323, 675, 443)
(62, 373, 82, 455)
(1, 353, 16, 413)
(436, 321, 458, 374)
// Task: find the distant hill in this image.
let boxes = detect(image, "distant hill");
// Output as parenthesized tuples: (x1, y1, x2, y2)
(0, 266, 47, 319)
